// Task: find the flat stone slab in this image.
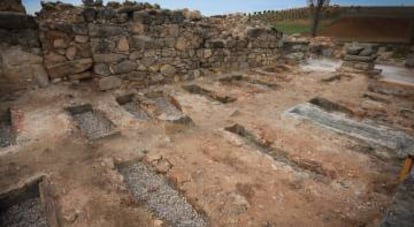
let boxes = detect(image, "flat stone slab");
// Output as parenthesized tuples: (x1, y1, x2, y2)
(119, 162, 207, 227)
(381, 174, 414, 227)
(286, 103, 414, 158)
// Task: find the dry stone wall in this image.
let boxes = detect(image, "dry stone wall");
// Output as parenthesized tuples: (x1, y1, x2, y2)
(37, 2, 282, 90)
(0, 1, 48, 98)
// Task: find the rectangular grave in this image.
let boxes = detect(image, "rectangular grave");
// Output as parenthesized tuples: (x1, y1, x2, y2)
(66, 104, 117, 140)
(0, 108, 15, 148)
(0, 178, 51, 227)
(219, 75, 279, 89)
(116, 94, 150, 120)
(182, 84, 236, 104)
(118, 162, 207, 227)
(309, 97, 354, 116)
(144, 93, 193, 125)
(225, 124, 334, 180)
(287, 103, 414, 158)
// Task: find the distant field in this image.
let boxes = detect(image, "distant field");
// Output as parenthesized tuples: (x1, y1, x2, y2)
(272, 19, 334, 35)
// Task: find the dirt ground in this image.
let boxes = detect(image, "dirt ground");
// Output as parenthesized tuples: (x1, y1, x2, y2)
(319, 17, 414, 43)
(0, 62, 412, 226)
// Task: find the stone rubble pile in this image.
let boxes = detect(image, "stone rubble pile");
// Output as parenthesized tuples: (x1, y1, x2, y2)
(341, 42, 379, 72)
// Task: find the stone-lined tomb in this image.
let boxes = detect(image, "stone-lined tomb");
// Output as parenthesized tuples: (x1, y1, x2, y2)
(182, 84, 236, 103)
(116, 94, 150, 120)
(65, 104, 118, 140)
(0, 177, 56, 227)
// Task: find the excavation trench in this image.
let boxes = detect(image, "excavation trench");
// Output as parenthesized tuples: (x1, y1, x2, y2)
(0, 177, 57, 227)
(182, 84, 237, 103)
(287, 103, 414, 158)
(0, 108, 15, 148)
(309, 97, 354, 116)
(225, 124, 335, 180)
(118, 161, 208, 227)
(143, 93, 194, 125)
(65, 104, 118, 140)
(219, 75, 279, 89)
(116, 94, 150, 120)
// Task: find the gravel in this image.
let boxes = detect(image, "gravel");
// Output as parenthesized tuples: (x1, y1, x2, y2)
(119, 162, 207, 227)
(0, 197, 47, 227)
(71, 110, 116, 140)
(0, 120, 14, 148)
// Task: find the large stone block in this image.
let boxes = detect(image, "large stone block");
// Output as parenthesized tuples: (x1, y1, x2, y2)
(98, 76, 122, 91)
(46, 58, 93, 78)
(160, 64, 176, 76)
(93, 53, 127, 63)
(93, 63, 111, 76)
(88, 24, 124, 37)
(90, 38, 116, 53)
(132, 35, 153, 49)
(110, 60, 137, 74)
(1, 48, 42, 66)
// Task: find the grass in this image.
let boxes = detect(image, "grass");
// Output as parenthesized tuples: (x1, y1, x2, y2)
(272, 19, 334, 35)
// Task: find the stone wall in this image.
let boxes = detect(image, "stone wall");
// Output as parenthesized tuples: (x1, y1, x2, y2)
(0, 1, 48, 98)
(0, 0, 26, 14)
(37, 2, 282, 90)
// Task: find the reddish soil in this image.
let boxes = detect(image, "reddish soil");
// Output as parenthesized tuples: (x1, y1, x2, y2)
(320, 17, 414, 43)
(0, 63, 412, 226)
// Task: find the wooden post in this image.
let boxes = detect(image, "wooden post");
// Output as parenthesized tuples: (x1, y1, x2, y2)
(399, 156, 413, 182)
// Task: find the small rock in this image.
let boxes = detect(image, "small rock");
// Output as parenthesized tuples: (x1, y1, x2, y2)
(160, 64, 176, 76)
(117, 36, 130, 52)
(110, 60, 137, 74)
(65, 46, 77, 60)
(93, 63, 111, 76)
(32, 64, 49, 88)
(75, 35, 89, 43)
(53, 39, 68, 49)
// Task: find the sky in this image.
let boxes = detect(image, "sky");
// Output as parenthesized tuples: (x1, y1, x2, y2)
(23, 0, 414, 15)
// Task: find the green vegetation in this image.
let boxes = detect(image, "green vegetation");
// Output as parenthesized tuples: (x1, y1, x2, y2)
(271, 19, 333, 35)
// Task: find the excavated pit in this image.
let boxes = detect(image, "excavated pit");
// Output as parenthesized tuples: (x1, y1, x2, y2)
(0, 108, 14, 148)
(182, 84, 236, 104)
(118, 161, 208, 227)
(218, 74, 279, 89)
(143, 93, 193, 125)
(309, 97, 354, 116)
(287, 103, 414, 158)
(0, 178, 48, 227)
(116, 94, 150, 120)
(65, 104, 118, 140)
(225, 124, 335, 180)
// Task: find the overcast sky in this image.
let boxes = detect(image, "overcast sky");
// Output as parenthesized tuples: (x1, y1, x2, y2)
(23, 0, 414, 15)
